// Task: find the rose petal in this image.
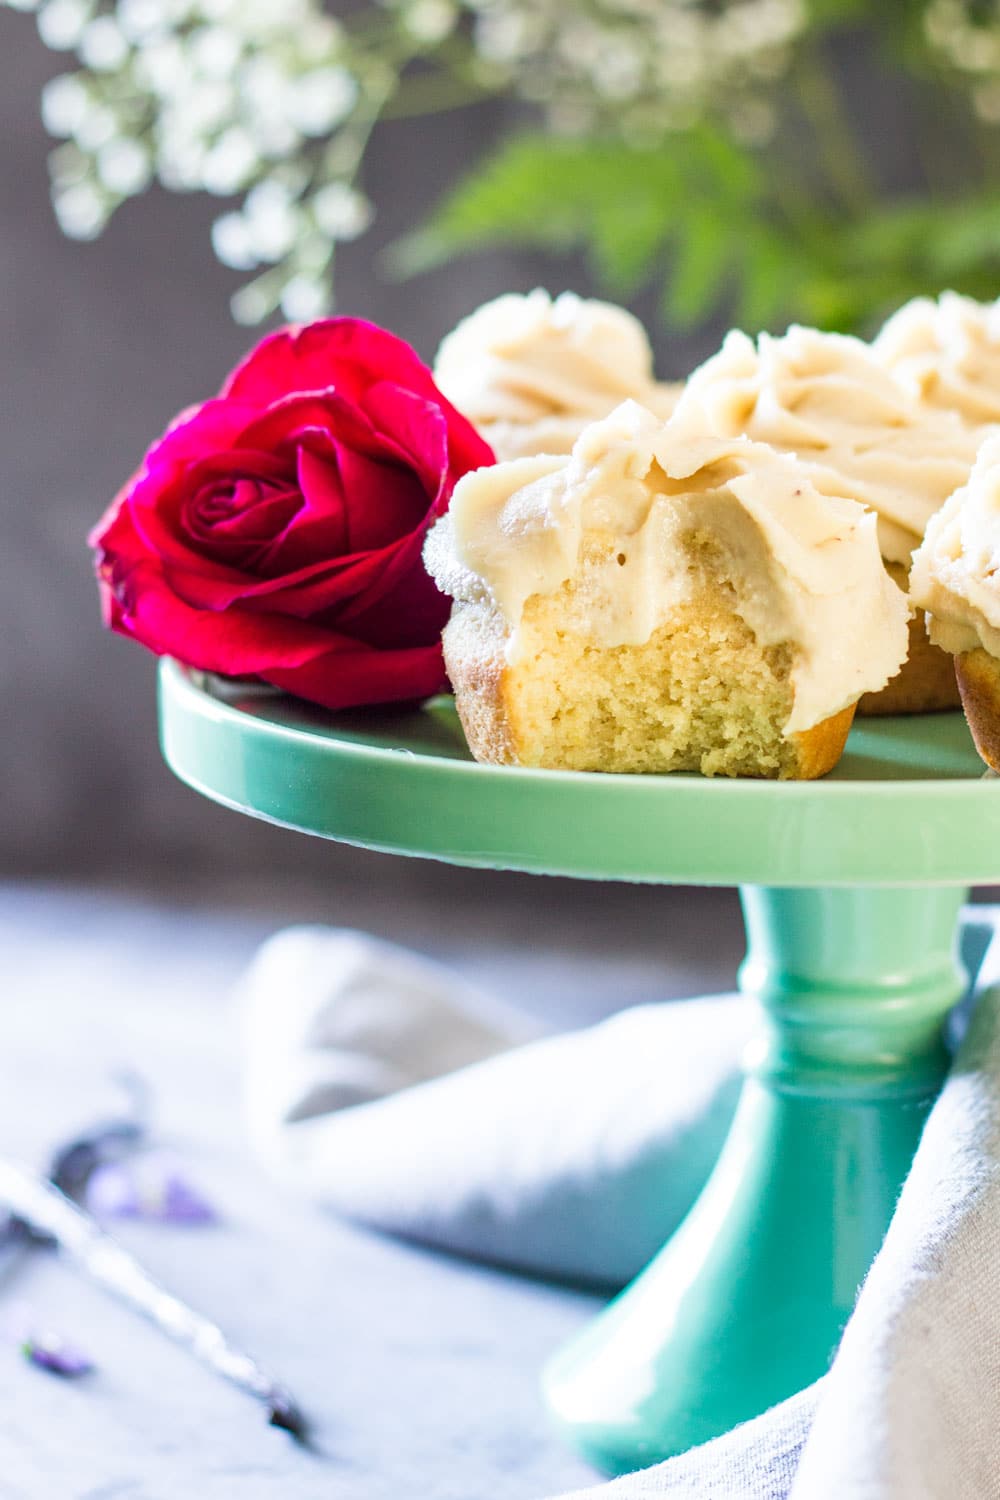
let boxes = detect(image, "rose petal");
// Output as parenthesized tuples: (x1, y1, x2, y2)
(251, 447, 348, 575)
(262, 638, 448, 710)
(101, 498, 266, 615)
(335, 443, 428, 554)
(125, 397, 262, 507)
(360, 382, 451, 499)
(222, 319, 440, 409)
(98, 556, 342, 673)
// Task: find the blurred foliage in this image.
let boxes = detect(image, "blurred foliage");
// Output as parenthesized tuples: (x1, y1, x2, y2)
(396, 130, 1000, 336)
(7, 0, 1000, 333)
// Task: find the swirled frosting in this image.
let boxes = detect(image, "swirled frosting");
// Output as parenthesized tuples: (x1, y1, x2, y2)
(668, 325, 981, 564)
(910, 431, 1000, 658)
(424, 401, 909, 733)
(874, 291, 1000, 428)
(433, 289, 678, 460)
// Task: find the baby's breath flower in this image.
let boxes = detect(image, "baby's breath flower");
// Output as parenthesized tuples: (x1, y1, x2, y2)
(285, 67, 358, 137)
(402, 0, 458, 45)
(78, 12, 128, 68)
(40, 72, 90, 136)
(200, 126, 258, 194)
(96, 134, 151, 191)
(279, 272, 328, 320)
(73, 99, 118, 150)
(311, 181, 371, 240)
(243, 177, 300, 261)
(54, 178, 109, 237)
(211, 209, 257, 268)
(37, 0, 94, 50)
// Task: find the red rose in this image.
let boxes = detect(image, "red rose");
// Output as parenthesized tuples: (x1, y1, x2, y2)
(89, 318, 494, 710)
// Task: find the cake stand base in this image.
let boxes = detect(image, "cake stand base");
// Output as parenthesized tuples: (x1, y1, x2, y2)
(542, 883, 967, 1474)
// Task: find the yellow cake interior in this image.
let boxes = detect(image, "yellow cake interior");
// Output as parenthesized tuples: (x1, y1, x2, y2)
(445, 533, 851, 780)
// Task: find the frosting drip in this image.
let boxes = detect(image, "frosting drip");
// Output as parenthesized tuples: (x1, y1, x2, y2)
(424, 401, 909, 733)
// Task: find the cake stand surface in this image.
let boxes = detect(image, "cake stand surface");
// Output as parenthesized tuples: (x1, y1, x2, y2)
(159, 659, 1000, 1472)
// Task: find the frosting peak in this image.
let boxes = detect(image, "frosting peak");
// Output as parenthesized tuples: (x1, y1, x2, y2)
(433, 290, 676, 460)
(425, 401, 909, 733)
(874, 291, 1000, 427)
(669, 324, 981, 563)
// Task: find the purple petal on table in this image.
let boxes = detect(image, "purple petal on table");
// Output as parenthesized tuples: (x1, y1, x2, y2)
(22, 1331, 93, 1377)
(84, 1154, 217, 1225)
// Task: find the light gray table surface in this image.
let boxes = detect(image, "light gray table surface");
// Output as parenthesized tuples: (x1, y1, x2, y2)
(0, 878, 743, 1499)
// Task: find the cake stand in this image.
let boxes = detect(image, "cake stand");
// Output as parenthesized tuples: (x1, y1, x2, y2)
(159, 657, 1000, 1474)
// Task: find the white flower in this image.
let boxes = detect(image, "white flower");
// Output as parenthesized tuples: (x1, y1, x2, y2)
(73, 100, 118, 150)
(117, 0, 170, 44)
(53, 179, 107, 237)
(311, 181, 371, 240)
(134, 36, 187, 94)
(279, 272, 328, 320)
(180, 78, 236, 134)
(36, 0, 93, 51)
(211, 209, 258, 268)
(231, 278, 276, 325)
(78, 15, 129, 70)
(157, 131, 207, 189)
(189, 24, 242, 78)
(403, 0, 457, 45)
(243, 177, 299, 259)
(40, 72, 90, 137)
(96, 137, 153, 193)
(200, 126, 259, 194)
(284, 67, 358, 137)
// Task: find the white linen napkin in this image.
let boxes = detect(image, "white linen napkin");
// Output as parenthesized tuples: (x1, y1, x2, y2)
(242, 926, 749, 1287)
(239, 910, 1000, 1498)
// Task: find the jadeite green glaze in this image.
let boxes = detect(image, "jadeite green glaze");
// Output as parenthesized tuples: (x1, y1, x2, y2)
(542, 884, 966, 1470)
(157, 661, 1000, 1468)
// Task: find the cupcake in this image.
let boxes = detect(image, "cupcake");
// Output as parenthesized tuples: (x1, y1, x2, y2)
(669, 325, 982, 714)
(910, 431, 1000, 770)
(874, 290, 1000, 427)
(424, 401, 909, 779)
(433, 289, 679, 461)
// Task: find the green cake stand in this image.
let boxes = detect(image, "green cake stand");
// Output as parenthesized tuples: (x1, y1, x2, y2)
(159, 657, 1000, 1473)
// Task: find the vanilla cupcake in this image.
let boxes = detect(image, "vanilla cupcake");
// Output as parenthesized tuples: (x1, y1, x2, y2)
(911, 432, 1000, 769)
(424, 401, 909, 779)
(874, 291, 1000, 427)
(433, 289, 679, 461)
(669, 325, 982, 713)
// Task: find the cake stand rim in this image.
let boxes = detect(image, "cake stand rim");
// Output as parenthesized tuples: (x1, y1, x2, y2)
(157, 658, 1000, 887)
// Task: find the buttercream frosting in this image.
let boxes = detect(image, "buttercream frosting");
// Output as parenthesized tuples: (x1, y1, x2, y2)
(910, 431, 1000, 658)
(874, 291, 1000, 428)
(668, 325, 981, 564)
(433, 289, 677, 460)
(424, 401, 909, 734)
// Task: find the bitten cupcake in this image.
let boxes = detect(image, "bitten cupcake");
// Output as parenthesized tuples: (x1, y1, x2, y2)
(433, 289, 680, 461)
(874, 290, 1000, 427)
(424, 401, 909, 779)
(910, 431, 1000, 770)
(669, 325, 982, 714)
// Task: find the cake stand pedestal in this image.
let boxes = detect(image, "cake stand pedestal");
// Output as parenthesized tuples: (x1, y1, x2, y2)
(158, 660, 1000, 1473)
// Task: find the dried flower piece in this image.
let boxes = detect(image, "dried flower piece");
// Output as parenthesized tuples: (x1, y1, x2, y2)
(84, 1154, 217, 1225)
(22, 1331, 93, 1378)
